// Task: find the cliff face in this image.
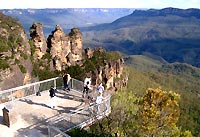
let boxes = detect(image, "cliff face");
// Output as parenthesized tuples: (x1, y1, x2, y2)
(0, 13, 34, 90)
(96, 58, 125, 90)
(86, 48, 127, 90)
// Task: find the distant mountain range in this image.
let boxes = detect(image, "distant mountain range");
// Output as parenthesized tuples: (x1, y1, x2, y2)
(1, 7, 200, 67)
(81, 7, 200, 67)
(0, 8, 134, 36)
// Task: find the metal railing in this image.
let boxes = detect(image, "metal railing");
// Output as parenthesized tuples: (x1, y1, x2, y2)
(48, 93, 111, 137)
(0, 77, 63, 104)
(0, 77, 86, 104)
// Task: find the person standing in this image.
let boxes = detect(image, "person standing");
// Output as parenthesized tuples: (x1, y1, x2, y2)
(96, 92, 103, 114)
(83, 77, 91, 98)
(62, 73, 67, 91)
(49, 86, 56, 109)
(66, 73, 71, 92)
(97, 83, 104, 96)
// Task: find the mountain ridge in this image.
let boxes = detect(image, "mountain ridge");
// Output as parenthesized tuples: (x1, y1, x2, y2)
(81, 7, 200, 67)
(0, 8, 134, 36)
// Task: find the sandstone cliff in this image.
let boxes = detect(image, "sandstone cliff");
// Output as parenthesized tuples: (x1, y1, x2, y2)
(29, 22, 47, 59)
(0, 13, 34, 90)
(47, 25, 83, 71)
(83, 48, 127, 90)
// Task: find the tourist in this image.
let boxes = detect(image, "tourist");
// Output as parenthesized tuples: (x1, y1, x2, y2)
(62, 72, 67, 91)
(97, 83, 104, 96)
(66, 73, 71, 92)
(82, 77, 91, 98)
(96, 92, 103, 114)
(49, 86, 56, 109)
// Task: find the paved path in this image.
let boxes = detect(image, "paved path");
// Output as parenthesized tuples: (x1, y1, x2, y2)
(0, 89, 85, 137)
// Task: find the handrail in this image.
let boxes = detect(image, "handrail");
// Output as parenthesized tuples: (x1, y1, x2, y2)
(0, 77, 60, 94)
(48, 93, 111, 134)
(0, 77, 63, 104)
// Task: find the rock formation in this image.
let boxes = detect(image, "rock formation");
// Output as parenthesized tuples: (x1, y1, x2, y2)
(84, 48, 127, 91)
(47, 25, 83, 71)
(29, 22, 47, 59)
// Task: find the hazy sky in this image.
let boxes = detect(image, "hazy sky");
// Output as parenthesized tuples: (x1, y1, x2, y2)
(0, 0, 200, 9)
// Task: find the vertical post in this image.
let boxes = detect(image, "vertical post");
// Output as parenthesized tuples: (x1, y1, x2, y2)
(71, 78, 73, 90)
(54, 79, 56, 88)
(48, 125, 51, 137)
(11, 90, 14, 102)
(69, 113, 72, 123)
(34, 84, 36, 95)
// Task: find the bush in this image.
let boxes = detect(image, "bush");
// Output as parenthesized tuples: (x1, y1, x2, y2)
(18, 64, 26, 73)
(0, 59, 10, 70)
(0, 38, 9, 52)
(20, 51, 28, 60)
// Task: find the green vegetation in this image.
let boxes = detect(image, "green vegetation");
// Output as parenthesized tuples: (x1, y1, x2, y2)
(0, 38, 9, 52)
(65, 50, 122, 81)
(20, 51, 28, 60)
(0, 59, 10, 70)
(29, 40, 35, 62)
(125, 55, 200, 136)
(69, 87, 192, 137)
(31, 53, 58, 80)
(68, 55, 199, 136)
(14, 59, 20, 64)
(82, 8, 200, 67)
(32, 62, 58, 80)
(0, 13, 27, 73)
(18, 64, 26, 73)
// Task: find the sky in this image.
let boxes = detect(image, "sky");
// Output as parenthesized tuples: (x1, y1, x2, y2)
(0, 0, 200, 9)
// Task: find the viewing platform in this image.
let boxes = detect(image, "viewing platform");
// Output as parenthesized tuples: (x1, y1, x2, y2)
(0, 77, 111, 137)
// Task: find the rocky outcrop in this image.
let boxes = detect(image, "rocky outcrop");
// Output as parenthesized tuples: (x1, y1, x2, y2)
(0, 13, 34, 90)
(29, 22, 47, 59)
(85, 47, 94, 59)
(69, 28, 83, 61)
(99, 58, 125, 90)
(47, 25, 83, 71)
(85, 48, 127, 91)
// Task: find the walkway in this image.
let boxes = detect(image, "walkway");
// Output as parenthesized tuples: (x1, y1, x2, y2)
(0, 89, 85, 137)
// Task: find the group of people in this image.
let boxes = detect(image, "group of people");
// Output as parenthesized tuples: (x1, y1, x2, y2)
(83, 76, 105, 113)
(48, 73, 105, 112)
(48, 72, 71, 109)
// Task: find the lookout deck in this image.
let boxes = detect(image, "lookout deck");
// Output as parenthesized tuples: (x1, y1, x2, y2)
(0, 89, 86, 137)
(0, 77, 111, 137)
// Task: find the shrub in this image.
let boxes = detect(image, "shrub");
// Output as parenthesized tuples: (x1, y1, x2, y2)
(18, 64, 26, 73)
(20, 51, 28, 60)
(0, 59, 10, 70)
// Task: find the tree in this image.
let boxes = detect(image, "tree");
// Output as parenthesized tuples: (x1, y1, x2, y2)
(137, 88, 190, 137)
(89, 88, 192, 137)
(90, 90, 139, 137)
